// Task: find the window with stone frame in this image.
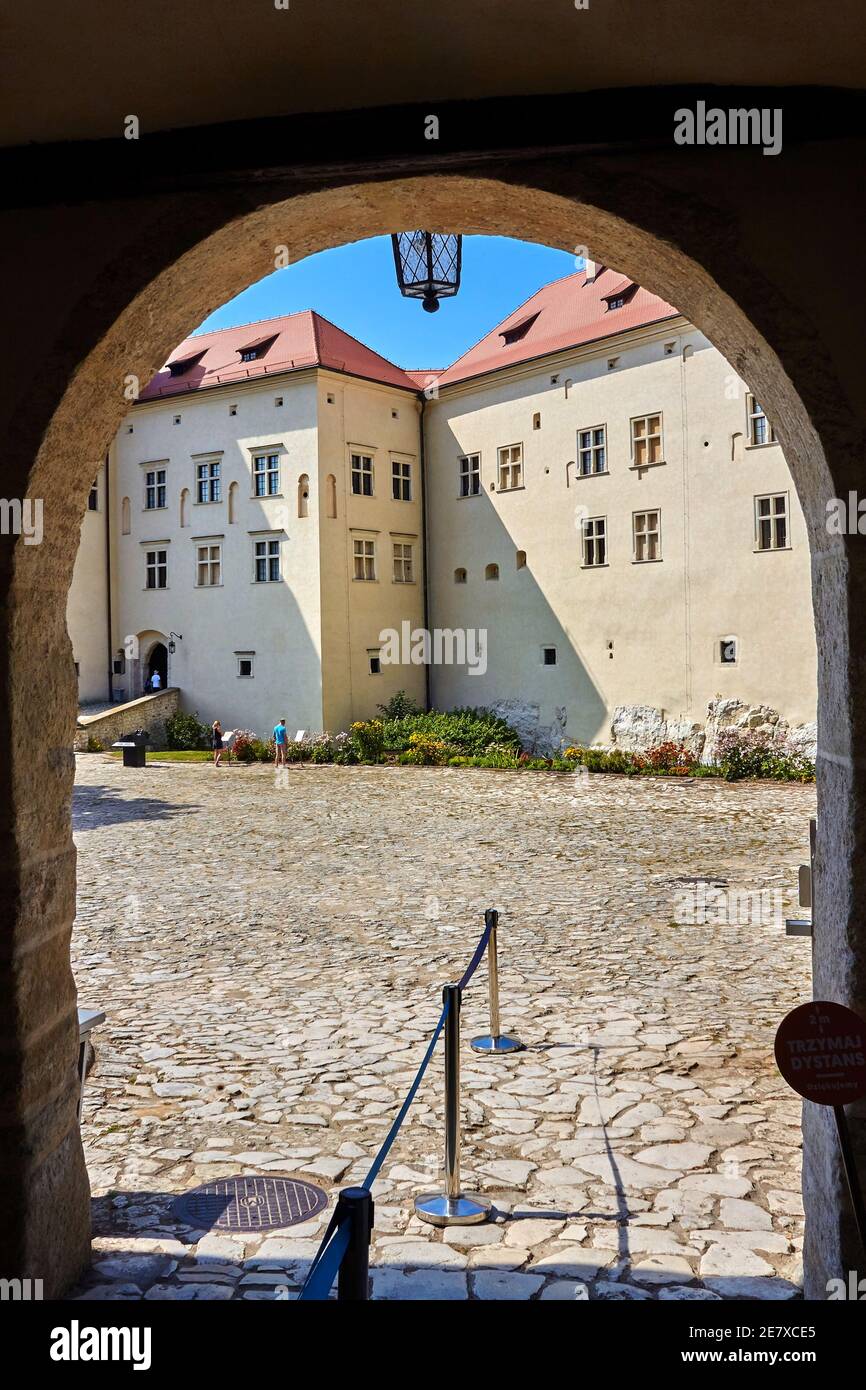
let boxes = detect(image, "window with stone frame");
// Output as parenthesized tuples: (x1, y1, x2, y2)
(145, 467, 166, 510)
(755, 493, 788, 550)
(145, 548, 167, 589)
(351, 453, 374, 496)
(497, 443, 523, 490)
(577, 425, 607, 476)
(353, 537, 376, 580)
(392, 459, 412, 501)
(630, 414, 664, 467)
(581, 516, 607, 567)
(196, 459, 221, 504)
(458, 453, 481, 497)
(196, 543, 222, 586)
(747, 395, 777, 446)
(633, 509, 661, 561)
(392, 541, 414, 583)
(253, 538, 281, 583)
(253, 452, 281, 497)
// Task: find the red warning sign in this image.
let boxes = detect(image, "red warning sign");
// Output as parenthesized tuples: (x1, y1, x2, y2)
(775, 1001, 866, 1105)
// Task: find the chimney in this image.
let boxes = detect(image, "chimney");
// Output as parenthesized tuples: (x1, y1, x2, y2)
(584, 259, 599, 284)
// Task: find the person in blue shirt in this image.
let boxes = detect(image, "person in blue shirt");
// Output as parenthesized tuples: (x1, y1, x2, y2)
(273, 718, 288, 766)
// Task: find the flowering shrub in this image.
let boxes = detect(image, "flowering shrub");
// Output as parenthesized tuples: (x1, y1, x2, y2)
(714, 728, 814, 782)
(400, 732, 452, 765)
(231, 729, 260, 762)
(644, 741, 697, 774)
(350, 719, 385, 762)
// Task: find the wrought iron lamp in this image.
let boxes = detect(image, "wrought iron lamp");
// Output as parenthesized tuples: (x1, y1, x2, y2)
(391, 231, 462, 312)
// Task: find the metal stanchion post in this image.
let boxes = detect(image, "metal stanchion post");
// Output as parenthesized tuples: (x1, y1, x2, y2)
(415, 983, 491, 1226)
(336, 1186, 374, 1301)
(471, 909, 524, 1055)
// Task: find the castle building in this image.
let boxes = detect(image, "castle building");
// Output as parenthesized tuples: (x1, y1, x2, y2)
(69, 265, 817, 752)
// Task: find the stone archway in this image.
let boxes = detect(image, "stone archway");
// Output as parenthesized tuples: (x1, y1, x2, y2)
(2, 170, 862, 1298)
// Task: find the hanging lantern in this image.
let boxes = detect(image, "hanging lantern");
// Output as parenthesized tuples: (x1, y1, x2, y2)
(391, 231, 462, 312)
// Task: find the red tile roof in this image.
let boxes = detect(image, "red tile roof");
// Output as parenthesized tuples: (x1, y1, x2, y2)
(138, 269, 681, 404)
(434, 268, 680, 387)
(139, 310, 419, 400)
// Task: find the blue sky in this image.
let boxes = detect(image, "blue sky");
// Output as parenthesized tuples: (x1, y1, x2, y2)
(195, 236, 578, 369)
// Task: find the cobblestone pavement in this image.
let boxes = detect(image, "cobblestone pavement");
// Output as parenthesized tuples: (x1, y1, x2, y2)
(69, 755, 815, 1301)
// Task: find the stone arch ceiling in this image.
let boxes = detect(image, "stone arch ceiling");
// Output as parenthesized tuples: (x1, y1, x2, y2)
(1, 0, 864, 146)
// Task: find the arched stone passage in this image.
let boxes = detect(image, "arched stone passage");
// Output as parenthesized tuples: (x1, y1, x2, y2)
(1, 168, 863, 1298)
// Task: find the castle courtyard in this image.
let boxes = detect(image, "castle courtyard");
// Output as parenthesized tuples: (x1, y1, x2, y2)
(70, 755, 815, 1301)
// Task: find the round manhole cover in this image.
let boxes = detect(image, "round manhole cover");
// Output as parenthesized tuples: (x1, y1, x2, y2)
(171, 1175, 329, 1232)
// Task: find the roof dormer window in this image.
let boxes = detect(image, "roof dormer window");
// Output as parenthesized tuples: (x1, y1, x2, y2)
(237, 333, 278, 363)
(500, 312, 540, 345)
(601, 278, 637, 311)
(167, 349, 206, 377)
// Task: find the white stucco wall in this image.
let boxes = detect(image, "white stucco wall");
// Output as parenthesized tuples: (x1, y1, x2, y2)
(67, 317, 818, 751)
(111, 374, 323, 736)
(424, 324, 817, 748)
(67, 463, 110, 703)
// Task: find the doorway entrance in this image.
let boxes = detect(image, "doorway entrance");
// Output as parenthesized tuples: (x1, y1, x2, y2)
(146, 641, 168, 693)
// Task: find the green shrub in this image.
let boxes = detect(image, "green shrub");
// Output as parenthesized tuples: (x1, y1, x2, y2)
(86, 735, 104, 753)
(377, 690, 423, 720)
(165, 710, 210, 750)
(383, 708, 522, 757)
(350, 719, 385, 762)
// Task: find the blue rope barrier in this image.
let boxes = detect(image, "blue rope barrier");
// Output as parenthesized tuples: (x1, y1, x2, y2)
(298, 1214, 352, 1302)
(458, 909, 495, 990)
(298, 912, 495, 1301)
(363, 997, 449, 1189)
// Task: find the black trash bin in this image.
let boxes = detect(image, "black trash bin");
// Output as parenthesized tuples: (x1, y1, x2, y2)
(112, 728, 150, 768)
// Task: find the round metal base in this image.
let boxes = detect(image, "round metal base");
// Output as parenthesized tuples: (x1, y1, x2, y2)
(470, 1034, 525, 1055)
(414, 1192, 492, 1227)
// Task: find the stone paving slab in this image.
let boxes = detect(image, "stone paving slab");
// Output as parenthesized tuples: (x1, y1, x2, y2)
(69, 757, 814, 1300)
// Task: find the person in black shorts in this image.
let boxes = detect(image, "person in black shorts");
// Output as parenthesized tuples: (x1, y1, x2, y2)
(212, 719, 224, 767)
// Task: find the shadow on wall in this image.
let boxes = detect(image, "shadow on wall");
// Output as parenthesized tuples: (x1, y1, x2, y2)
(427, 453, 607, 751)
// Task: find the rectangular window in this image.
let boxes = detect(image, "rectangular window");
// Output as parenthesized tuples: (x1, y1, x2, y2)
(145, 548, 167, 589)
(631, 414, 663, 467)
(351, 454, 374, 496)
(719, 637, 738, 665)
(145, 468, 166, 510)
(458, 453, 481, 498)
(577, 425, 607, 476)
(254, 538, 281, 583)
(196, 459, 221, 504)
(196, 543, 222, 586)
(353, 537, 376, 581)
(755, 493, 788, 550)
(582, 516, 606, 567)
(543, 646, 557, 665)
(238, 656, 254, 678)
(88, 482, 99, 511)
(392, 459, 412, 501)
(392, 541, 414, 583)
(253, 453, 281, 497)
(497, 444, 523, 491)
(633, 510, 661, 561)
(747, 395, 777, 446)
